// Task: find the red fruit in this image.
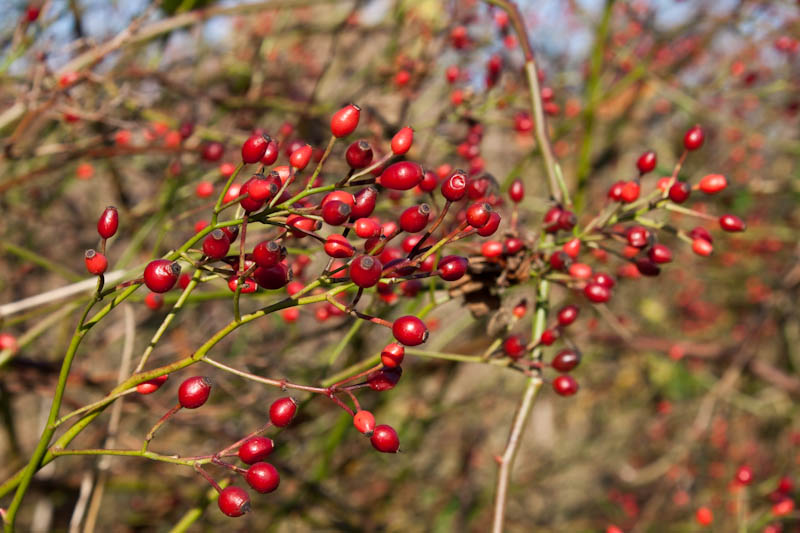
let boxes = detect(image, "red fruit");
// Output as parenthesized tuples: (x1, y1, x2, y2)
(391, 126, 414, 155)
(563, 238, 580, 259)
(719, 214, 745, 232)
(269, 397, 298, 427)
(772, 498, 794, 517)
(370, 424, 400, 453)
(218, 486, 250, 517)
(505, 238, 524, 255)
(692, 238, 713, 256)
(227, 277, 257, 293)
(381, 343, 405, 368)
(591, 272, 616, 289)
(201, 141, 224, 162)
(246, 462, 280, 493)
(684, 125, 705, 151)
(368, 366, 402, 391)
(467, 176, 491, 199)
(354, 217, 380, 239)
(584, 283, 611, 303)
(450, 25, 468, 48)
(695, 506, 713, 526)
(178, 376, 211, 409)
(481, 240, 504, 259)
(445, 65, 459, 83)
(698, 174, 727, 194)
(346, 140, 373, 169)
(503, 335, 525, 359)
(321, 200, 352, 226)
(245, 174, 278, 202)
(322, 190, 355, 209)
(396, 204, 429, 233)
(478, 211, 502, 237)
(419, 170, 438, 192)
(290, 144, 313, 170)
(261, 140, 279, 165)
(621, 181, 640, 203)
(608, 181, 625, 201)
(552, 375, 579, 396)
(84, 249, 108, 275)
(380, 161, 424, 190)
(558, 210, 577, 231)
(222, 183, 242, 204)
(569, 263, 592, 280)
(97, 206, 119, 239)
(635, 257, 660, 276)
(637, 150, 657, 174)
(441, 170, 468, 201)
(144, 292, 163, 311)
(330, 104, 360, 138)
(137, 374, 168, 394)
(353, 410, 376, 436)
(253, 241, 285, 267)
(509, 179, 524, 203)
(689, 227, 713, 244)
(648, 244, 672, 263)
(287, 214, 320, 238)
(202, 229, 230, 259)
(540, 329, 558, 346)
(626, 226, 651, 248)
(392, 315, 428, 346)
(735, 465, 753, 486)
(552, 349, 581, 372)
(438, 255, 468, 281)
(143, 259, 181, 293)
(196, 181, 214, 198)
(351, 186, 378, 219)
(241, 134, 269, 164)
(238, 436, 275, 465)
(543, 206, 563, 232)
(324, 234, 354, 258)
(253, 263, 291, 290)
(549, 251, 571, 271)
(557, 305, 579, 327)
(466, 202, 492, 228)
(350, 255, 383, 288)
(668, 181, 691, 203)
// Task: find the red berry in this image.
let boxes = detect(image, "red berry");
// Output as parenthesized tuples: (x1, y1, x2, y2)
(636, 150, 657, 174)
(608, 181, 625, 201)
(143, 259, 181, 293)
(196, 181, 214, 198)
(648, 244, 673, 264)
(591, 271, 616, 289)
(478, 211, 502, 237)
(97, 206, 119, 239)
(246, 462, 280, 493)
(321, 200, 352, 226)
(719, 214, 745, 232)
(201, 141, 224, 162)
(668, 181, 691, 203)
(324, 234, 354, 258)
(569, 263, 592, 280)
(635, 257, 660, 276)
(698, 174, 727, 194)
(684, 125, 705, 151)
(227, 277, 257, 293)
(505, 237, 524, 255)
(218, 486, 250, 517)
(695, 506, 713, 526)
(503, 335, 525, 359)
(626, 226, 652, 248)
(345, 140, 373, 169)
(238, 436, 275, 464)
(351, 186, 378, 219)
(287, 214, 320, 238)
(261, 140, 279, 165)
(253, 241, 285, 267)
(290, 144, 313, 170)
(399, 204, 431, 233)
(370, 424, 400, 453)
(563, 238, 580, 259)
(543, 206, 563, 233)
(269, 397, 297, 427)
(353, 410, 376, 436)
(689, 227, 713, 244)
(245, 174, 278, 202)
(621, 181, 640, 203)
(144, 292, 163, 311)
(392, 315, 428, 346)
(540, 329, 558, 346)
(136, 374, 168, 394)
(466, 202, 492, 228)
(354, 218, 380, 239)
(178, 376, 211, 409)
(419, 170, 438, 192)
(549, 251, 571, 271)
(330, 104, 360, 138)
(391, 126, 414, 155)
(84, 249, 108, 275)
(381, 342, 405, 368)
(350, 255, 383, 288)
(253, 263, 291, 290)
(481, 240, 504, 259)
(584, 283, 611, 303)
(552, 349, 581, 372)
(552, 375, 579, 396)
(202, 229, 231, 259)
(735, 465, 753, 486)
(380, 161, 424, 190)
(692, 238, 713, 256)
(438, 255, 468, 281)
(441, 170, 468, 201)
(509, 178, 524, 203)
(241, 134, 269, 164)
(557, 305, 579, 327)
(368, 366, 402, 391)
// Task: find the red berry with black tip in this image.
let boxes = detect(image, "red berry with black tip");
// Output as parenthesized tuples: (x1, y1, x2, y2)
(636, 150, 657, 174)
(345, 140, 373, 169)
(683, 125, 705, 151)
(330, 104, 360, 138)
(719, 214, 745, 232)
(391, 127, 414, 155)
(144, 259, 181, 293)
(557, 305, 579, 327)
(635, 257, 661, 276)
(478, 211, 501, 237)
(246, 462, 280, 493)
(438, 255, 468, 281)
(558, 210, 576, 231)
(441, 170, 468, 201)
(392, 315, 428, 346)
(253, 241, 284, 267)
(354, 218, 380, 238)
(381, 342, 405, 368)
(549, 251, 571, 271)
(370, 424, 400, 453)
(202, 229, 230, 259)
(253, 263, 291, 290)
(238, 436, 275, 465)
(244, 174, 277, 202)
(178, 376, 211, 408)
(543, 206, 563, 232)
(324, 234, 354, 258)
(321, 200, 351, 226)
(466, 202, 492, 228)
(552, 349, 581, 372)
(380, 161, 424, 190)
(269, 397, 298, 427)
(261, 139, 279, 165)
(353, 410, 376, 436)
(218, 486, 250, 517)
(351, 186, 378, 219)
(290, 144, 313, 170)
(368, 366, 402, 391)
(668, 181, 691, 203)
(552, 375, 579, 396)
(97, 206, 119, 239)
(350, 255, 383, 288)
(241, 134, 269, 164)
(399, 204, 431, 233)
(84, 249, 108, 275)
